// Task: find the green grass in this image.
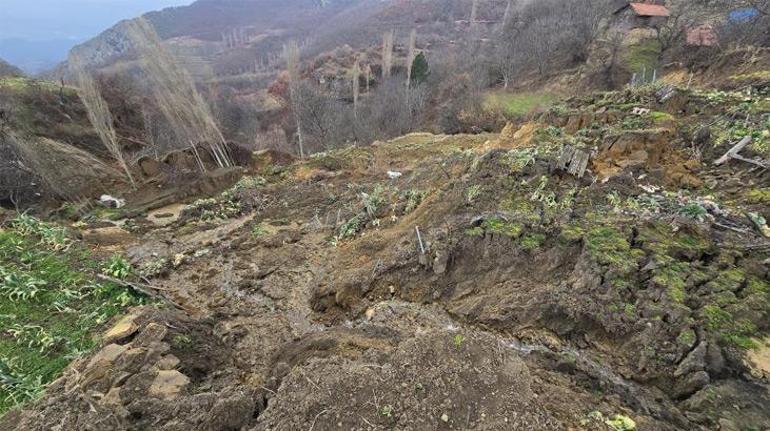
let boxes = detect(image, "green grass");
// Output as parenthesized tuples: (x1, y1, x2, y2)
(624, 39, 662, 75)
(0, 77, 72, 94)
(0, 216, 147, 414)
(483, 91, 558, 117)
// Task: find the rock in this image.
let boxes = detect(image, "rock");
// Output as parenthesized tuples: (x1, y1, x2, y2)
(718, 418, 739, 431)
(133, 323, 168, 347)
(148, 370, 190, 400)
(433, 249, 450, 274)
(706, 342, 726, 376)
(693, 126, 711, 146)
(156, 354, 181, 371)
(87, 343, 129, 370)
(104, 313, 141, 343)
(138, 157, 162, 178)
(674, 371, 710, 398)
(440, 413, 449, 422)
(674, 341, 707, 377)
(745, 338, 770, 379)
(101, 387, 123, 407)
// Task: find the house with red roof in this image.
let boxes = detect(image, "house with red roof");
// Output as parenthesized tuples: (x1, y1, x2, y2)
(612, 1, 671, 31)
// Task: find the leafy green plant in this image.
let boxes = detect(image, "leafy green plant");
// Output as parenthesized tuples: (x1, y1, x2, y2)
(362, 185, 385, 220)
(401, 189, 425, 213)
(139, 258, 167, 278)
(12, 214, 72, 251)
(102, 255, 132, 279)
(380, 405, 394, 417)
(6, 324, 61, 354)
(0, 226, 146, 414)
(338, 214, 363, 240)
(520, 233, 546, 250)
(251, 223, 268, 237)
(0, 269, 45, 302)
(453, 334, 465, 348)
(678, 202, 709, 222)
(466, 185, 482, 204)
(606, 414, 636, 431)
(0, 358, 44, 408)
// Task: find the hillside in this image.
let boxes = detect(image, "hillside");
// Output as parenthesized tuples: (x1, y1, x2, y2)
(0, 2, 768, 429)
(0, 59, 23, 78)
(1, 77, 770, 429)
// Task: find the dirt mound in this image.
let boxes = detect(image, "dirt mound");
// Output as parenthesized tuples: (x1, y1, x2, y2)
(593, 129, 702, 188)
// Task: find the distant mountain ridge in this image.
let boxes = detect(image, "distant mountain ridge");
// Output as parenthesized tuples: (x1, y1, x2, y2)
(54, 0, 491, 79)
(0, 58, 24, 77)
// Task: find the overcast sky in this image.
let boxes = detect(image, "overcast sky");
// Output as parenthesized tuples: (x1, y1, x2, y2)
(0, 0, 193, 73)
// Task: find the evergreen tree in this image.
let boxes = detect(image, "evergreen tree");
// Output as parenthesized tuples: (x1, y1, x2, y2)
(410, 53, 429, 84)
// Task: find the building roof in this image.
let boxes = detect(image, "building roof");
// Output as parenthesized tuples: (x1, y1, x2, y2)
(629, 3, 671, 17)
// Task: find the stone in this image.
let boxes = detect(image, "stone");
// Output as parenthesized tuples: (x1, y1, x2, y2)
(138, 157, 162, 178)
(674, 341, 707, 377)
(87, 344, 129, 370)
(133, 323, 168, 347)
(705, 341, 726, 376)
(718, 418, 739, 431)
(148, 370, 190, 400)
(674, 371, 710, 398)
(156, 354, 181, 371)
(104, 313, 140, 343)
(433, 249, 450, 274)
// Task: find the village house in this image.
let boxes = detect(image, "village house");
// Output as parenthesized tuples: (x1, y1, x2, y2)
(686, 24, 719, 47)
(612, 1, 671, 31)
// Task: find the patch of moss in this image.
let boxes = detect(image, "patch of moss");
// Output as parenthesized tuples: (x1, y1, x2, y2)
(651, 262, 691, 303)
(585, 226, 643, 274)
(649, 111, 674, 123)
(624, 303, 636, 318)
(677, 329, 696, 346)
(624, 39, 662, 74)
(705, 269, 745, 293)
(520, 233, 546, 250)
(703, 305, 732, 330)
(637, 224, 710, 259)
(559, 224, 585, 243)
(465, 226, 484, 237)
(745, 188, 770, 204)
(482, 218, 523, 238)
(500, 194, 541, 225)
(747, 277, 769, 295)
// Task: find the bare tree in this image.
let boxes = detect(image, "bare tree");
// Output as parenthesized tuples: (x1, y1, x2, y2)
(124, 17, 232, 170)
(6, 133, 121, 202)
(406, 28, 417, 108)
(69, 54, 136, 187)
(352, 57, 361, 118)
(283, 40, 305, 158)
(381, 30, 394, 79)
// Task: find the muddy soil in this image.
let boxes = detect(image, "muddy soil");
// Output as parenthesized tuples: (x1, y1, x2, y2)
(2, 126, 769, 431)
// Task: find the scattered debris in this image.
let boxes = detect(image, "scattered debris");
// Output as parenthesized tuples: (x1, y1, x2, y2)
(99, 194, 126, 208)
(631, 107, 650, 116)
(748, 212, 770, 238)
(556, 145, 592, 178)
(387, 170, 403, 179)
(714, 136, 769, 168)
